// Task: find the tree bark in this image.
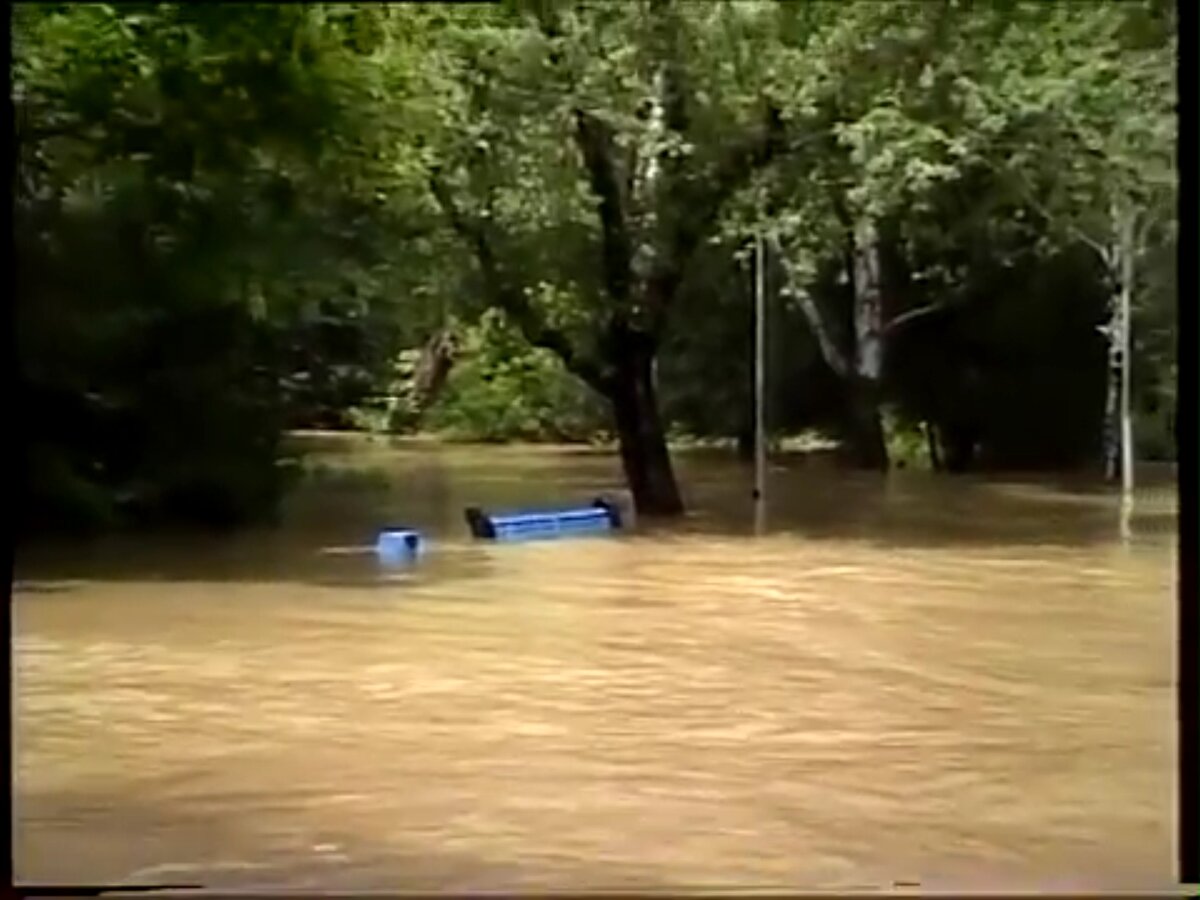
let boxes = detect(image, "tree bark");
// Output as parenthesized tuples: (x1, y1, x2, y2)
(925, 420, 943, 471)
(776, 262, 849, 378)
(772, 226, 889, 470)
(1102, 249, 1123, 481)
(844, 218, 889, 471)
(842, 377, 889, 470)
(607, 339, 684, 516)
(941, 422, 979, 473)
(1102, 207, 1135, 495)
(1118, 209, 1135, 499)
(436, 16, 790, 520)
(412, 329, 457, 412)
(736, 427, 754, 461)
(1102, 339, 1121, 479)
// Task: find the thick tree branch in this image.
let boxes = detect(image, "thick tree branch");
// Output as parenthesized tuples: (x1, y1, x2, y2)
(574, 109, 635, 304)
(532, 2, 786, 340)
(646, 102, 789, 333)
(649, 0, 690, 136)
(770, 235, 851, 379)
(429, 171, 611, 393)
(534, 5, 640, 323)
(1010, 168, 1115, 268)
(883, 301, 950, 336)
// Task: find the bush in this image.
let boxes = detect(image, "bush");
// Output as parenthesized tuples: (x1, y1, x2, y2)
(882, 408, 934, 470)
(422, 311, 608, 442)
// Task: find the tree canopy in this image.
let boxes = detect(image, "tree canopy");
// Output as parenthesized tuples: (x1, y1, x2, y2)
(14, 1, 1177, 531)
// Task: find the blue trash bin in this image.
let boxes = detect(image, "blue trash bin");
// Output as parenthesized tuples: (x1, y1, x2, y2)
(375, 528, 423, 562)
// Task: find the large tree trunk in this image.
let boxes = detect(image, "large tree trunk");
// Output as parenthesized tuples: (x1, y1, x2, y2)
(736, 426, 754, 461)
(1102, 207, 1136, 492)
(435, 24, 788, 523)
(608, 344, 684, 517)
(842, 219, 889, 471)
(940, 422, 979, 473)
(1102, 312, 1121, 480)
(842, 377, 888, 470)
(925, 420, 944, 471)
(935, 362, 982, 473)
(412, 328, 457, 412)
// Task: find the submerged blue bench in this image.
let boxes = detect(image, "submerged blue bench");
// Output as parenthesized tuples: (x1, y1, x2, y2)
(465, 498, 622, 542)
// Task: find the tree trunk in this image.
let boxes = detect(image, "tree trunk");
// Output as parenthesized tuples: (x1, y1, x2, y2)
(736, 426, 754, 461)
(1118, 209, 1135, 497)
(941, 419, 979, 473)
(413, 329, 457, 412)
(1102, 368, 1121, 476)
(841, 377, 888, 470)
(1102, 282, 1122, 481)
(925, 420, 943, 471)
(1101, 207, 1139, 490)
(608, 346, 684, 517)
(844, 218, 889, 471)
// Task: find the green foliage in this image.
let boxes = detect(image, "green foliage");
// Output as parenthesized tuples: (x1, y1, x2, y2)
(1135, 409, 1176, 463)
(882, 410, 933, 471)
(14, 1, 1178, 532)
(343, 349, 426, 435)
(423, 312, 607, 442)
(14, 3, 390, 531)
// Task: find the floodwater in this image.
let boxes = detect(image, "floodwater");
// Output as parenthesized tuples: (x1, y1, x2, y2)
(13, 436, 1180, 891)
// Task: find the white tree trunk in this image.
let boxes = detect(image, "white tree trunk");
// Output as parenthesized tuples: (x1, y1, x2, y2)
(1117, 207, 1135, 540)
(852, 218, 885, 384)
(1103, 209, 1136, 491)
(1118, 209, 1135, 499)
(1103, 286, 1121, 482)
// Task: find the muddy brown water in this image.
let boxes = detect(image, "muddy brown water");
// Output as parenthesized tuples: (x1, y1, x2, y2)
(12, 437, 1180, 890)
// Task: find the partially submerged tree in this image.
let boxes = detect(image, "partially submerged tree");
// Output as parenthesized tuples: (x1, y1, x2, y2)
(307, 0, 1174, 501)
(399, 2, 820, 514)
(732, 0, 1174, 473)
(972, 2, 1177, 486)
(894, 0, 1175, 481)
(16, 1, 1175, 531)
(716, 2, 984, 469)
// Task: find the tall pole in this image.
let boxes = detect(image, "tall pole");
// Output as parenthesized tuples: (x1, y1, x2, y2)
(754, 233, 767, 533)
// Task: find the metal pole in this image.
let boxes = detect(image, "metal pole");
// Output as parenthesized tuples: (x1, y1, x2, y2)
(754, 233, 767, 532)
